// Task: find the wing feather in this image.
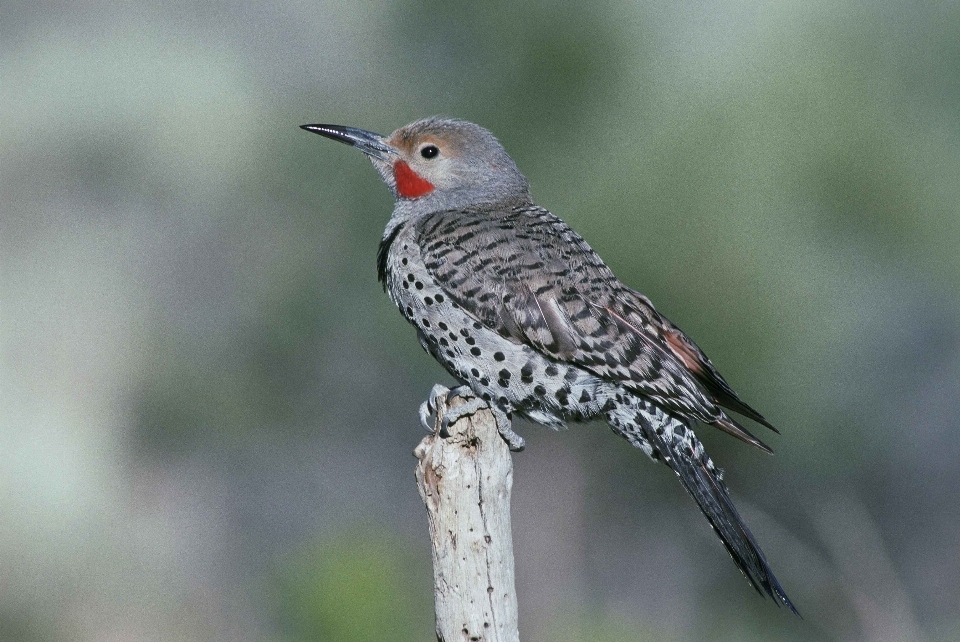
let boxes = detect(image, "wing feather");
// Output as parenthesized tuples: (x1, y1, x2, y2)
(416, 204, 774, 448)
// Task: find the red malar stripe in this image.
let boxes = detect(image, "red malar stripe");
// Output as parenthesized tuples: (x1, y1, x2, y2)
(394, 161, 434, 198)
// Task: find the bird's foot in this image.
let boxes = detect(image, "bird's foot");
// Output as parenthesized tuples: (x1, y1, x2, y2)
(418, 383, 525, 451)
(419, 384, 482, 435)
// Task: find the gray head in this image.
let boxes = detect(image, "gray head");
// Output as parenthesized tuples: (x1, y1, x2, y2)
(301, 118, 531, 210)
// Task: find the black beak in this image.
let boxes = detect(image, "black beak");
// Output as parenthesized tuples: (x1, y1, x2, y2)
(300, 124, 397, 162)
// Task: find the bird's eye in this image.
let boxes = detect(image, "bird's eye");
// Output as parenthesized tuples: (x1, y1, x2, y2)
(420, 145, 440, 159)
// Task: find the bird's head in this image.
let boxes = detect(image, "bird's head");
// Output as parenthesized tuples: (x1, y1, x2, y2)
(301, 117, 530, 209)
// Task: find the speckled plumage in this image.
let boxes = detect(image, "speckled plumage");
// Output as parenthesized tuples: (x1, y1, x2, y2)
(303, 117, 798, 614)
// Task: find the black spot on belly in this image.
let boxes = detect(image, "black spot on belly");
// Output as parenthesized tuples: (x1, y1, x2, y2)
(534, 384, 547, 396)
(494, 352, 505, 361)
(470, 347, 481, 356)
(545, 365, 559, 377)
(579, 390, 592, 403)
(520, 363, 533, 384)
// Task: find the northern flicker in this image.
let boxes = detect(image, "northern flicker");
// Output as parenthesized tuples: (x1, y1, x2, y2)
(301, 117, 798, 614)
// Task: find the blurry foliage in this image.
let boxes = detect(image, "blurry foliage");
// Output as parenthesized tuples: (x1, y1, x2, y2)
(270, 529, 431, 642)
(539, 611, 669, 642)
(0, 609, 51, 642)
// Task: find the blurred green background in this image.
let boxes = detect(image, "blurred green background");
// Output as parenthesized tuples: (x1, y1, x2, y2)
(3, 1, 959, 640)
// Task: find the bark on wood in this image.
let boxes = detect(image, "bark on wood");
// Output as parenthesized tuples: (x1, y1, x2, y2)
(414, 394, 520, 642)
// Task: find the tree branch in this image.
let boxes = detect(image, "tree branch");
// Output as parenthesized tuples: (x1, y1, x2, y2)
(414, 394, 520, 642)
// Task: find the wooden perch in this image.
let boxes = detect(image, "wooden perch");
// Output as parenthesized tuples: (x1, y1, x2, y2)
(414, 393, 520, 642)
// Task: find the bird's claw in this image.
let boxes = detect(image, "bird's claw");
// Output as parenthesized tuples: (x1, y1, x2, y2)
(419, 384, 476, 432)
(418, 401, 433, 433)
(419, 383, 524, 451)
(419, 383, 452, 432)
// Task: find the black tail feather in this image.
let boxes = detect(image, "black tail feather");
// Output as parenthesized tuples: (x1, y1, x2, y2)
(645, 423, 800, 616)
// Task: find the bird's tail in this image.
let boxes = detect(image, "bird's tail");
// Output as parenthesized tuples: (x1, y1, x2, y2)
(608, 399, 799, 615)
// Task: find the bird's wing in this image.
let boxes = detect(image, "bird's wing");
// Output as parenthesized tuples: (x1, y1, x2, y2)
(416, 204, 773, 450)
(618, 287, 779, 433)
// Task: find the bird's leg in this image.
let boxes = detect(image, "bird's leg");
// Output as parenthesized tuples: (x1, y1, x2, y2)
(489, 404, 525, 452)
(419, 383, 525, 451)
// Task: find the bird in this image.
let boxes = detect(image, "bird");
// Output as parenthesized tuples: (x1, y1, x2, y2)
(301, 117, 798, 614)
